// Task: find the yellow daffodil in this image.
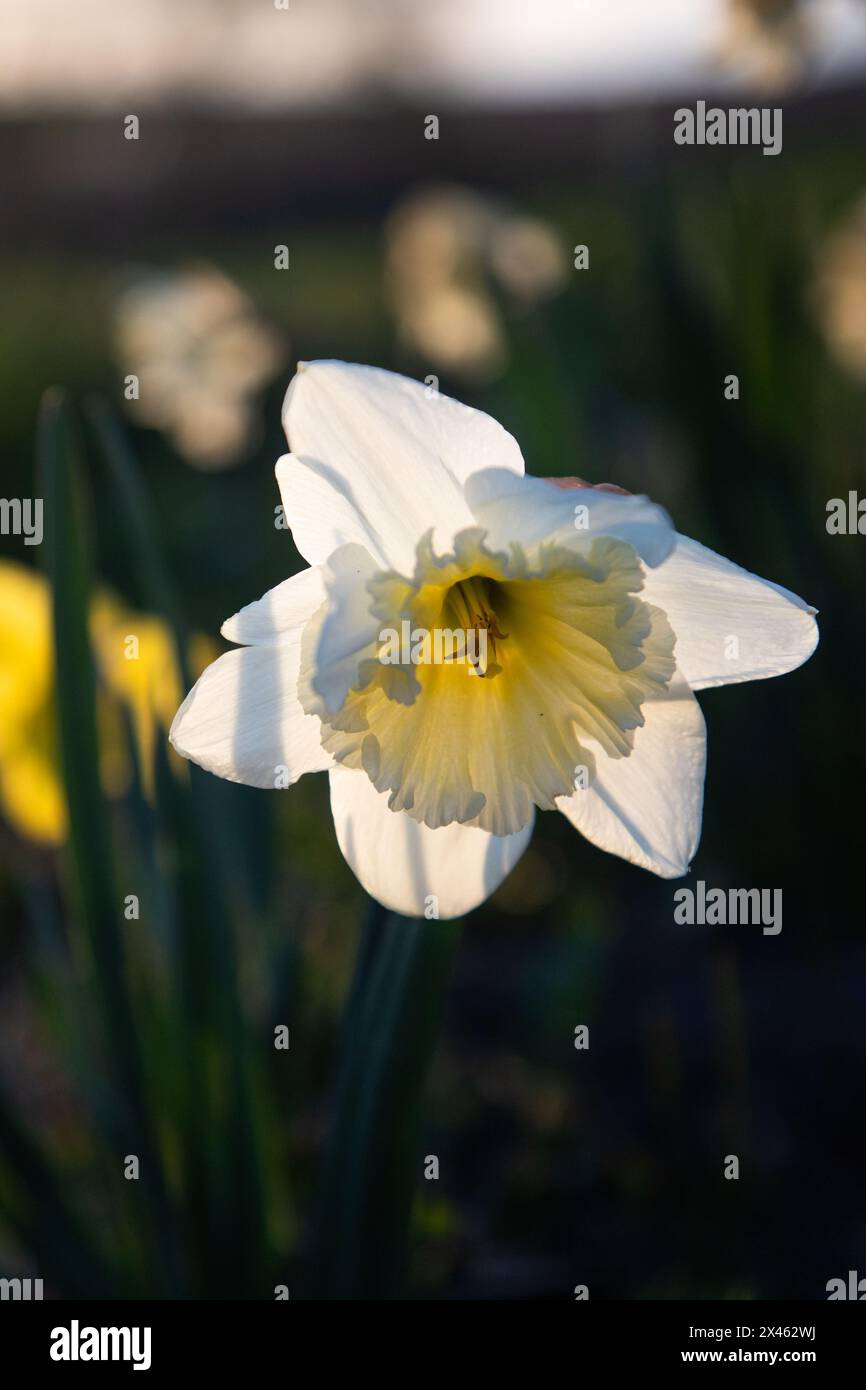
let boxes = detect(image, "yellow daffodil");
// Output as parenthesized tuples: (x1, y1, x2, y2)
(0, 562, 67, 844)
(90, 595, 215, 798)
(0, 561, 210, 844)
(170, 362, 819, 918)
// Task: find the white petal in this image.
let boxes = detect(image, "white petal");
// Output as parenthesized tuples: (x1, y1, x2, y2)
(642, 535, 818, 689)
(329, 765, 533, 918)
(557, 674, 706, 878)
(220, 565, 326, 646)
(279, 360, 524, 570)
(302, 543, 382, 717)
(170, 638, 332, 787)
(464, 469, 675, 567)
(275, 453, 396, 570)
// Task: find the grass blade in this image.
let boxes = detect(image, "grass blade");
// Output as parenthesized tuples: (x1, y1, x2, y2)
(37, 388, 182, 1294)
(84, 395, 266, 1295)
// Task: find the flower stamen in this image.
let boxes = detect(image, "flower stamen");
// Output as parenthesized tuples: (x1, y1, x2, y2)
(445, 576, 508, 677)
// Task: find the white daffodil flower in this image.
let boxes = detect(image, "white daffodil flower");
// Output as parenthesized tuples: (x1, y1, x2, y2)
(169, 361, 818, 919)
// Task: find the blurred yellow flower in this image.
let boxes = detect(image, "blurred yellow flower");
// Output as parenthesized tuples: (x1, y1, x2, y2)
(0, 560, 213, 846)
(0, 563, 66, 845)
(90, 594, 217, 801)
(113, 264, 286, 471)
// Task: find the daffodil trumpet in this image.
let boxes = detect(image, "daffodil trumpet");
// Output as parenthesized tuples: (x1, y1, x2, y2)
(377, 617, 494, 677)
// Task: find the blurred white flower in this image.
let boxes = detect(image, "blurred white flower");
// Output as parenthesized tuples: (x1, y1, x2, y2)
(714, 0, 813, 90)
(385, 187, 567, 382)
(489, 216, 570, 304)
(113, 265, 285, 470)
(812, 193, 866, 381)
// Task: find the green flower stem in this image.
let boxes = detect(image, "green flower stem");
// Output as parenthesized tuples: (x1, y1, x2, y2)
(312, 909, 460, 1299)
